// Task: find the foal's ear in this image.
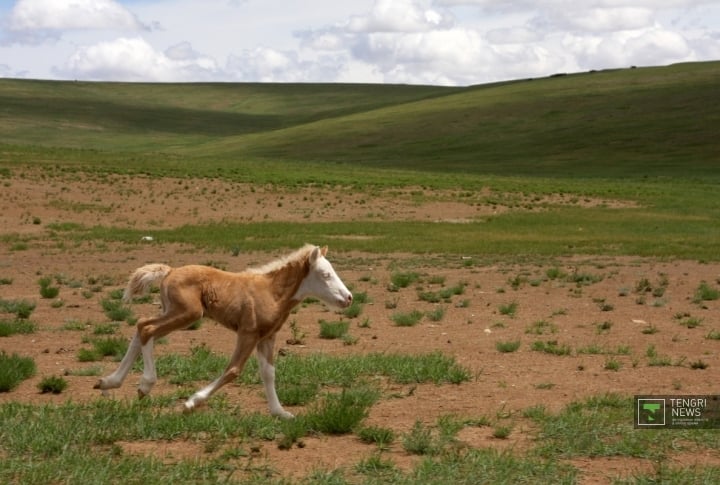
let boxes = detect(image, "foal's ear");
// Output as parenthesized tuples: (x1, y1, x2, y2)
(320, 246, 328, 257)
(309, 246, 321, 264)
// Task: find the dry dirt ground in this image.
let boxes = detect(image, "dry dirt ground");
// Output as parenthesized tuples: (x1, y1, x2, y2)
(1, 170, 719, 483)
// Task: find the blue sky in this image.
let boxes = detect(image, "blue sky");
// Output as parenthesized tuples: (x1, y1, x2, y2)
(1, 0, 719, 85)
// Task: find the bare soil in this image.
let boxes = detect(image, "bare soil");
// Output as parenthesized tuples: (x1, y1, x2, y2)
(0, 170, 718, 483)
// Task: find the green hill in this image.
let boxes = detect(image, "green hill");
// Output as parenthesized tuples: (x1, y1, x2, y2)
(0, 61, 718, 179)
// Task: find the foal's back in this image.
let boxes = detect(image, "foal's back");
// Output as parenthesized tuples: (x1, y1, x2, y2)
(162, 264, 273, 329)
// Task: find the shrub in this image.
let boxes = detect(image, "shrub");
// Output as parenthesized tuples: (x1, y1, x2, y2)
(308, 387, 379, 435)
(695, 281, 719, 302)
(0, 351, 36, 392)
(342, 301, 363, 318)
(499, 301, 518, 317)
(425, 306, 446, 322)
(277, 382, 319, 406)
(525, 320, 557, 335)
(389, 272, 419, 289)
(93, 337, 128, 359)
(101, 298, 133, 322)
(0, 319, 36, 337)
(319, 320, 350, 339)
(496, 340, 521, 353)
(391, 310, 423, 327)
(77, 348, 101, 362)
(492, 425, 512, 439)
(546, 267, 567, 280)
(531, 340, 572, 356)
(0, 298, 36, 319)
(38, 277, 60, 299)
(38, 375, 68, 394)
(357, 425, 396, 448)
(402, 420, 435, 455)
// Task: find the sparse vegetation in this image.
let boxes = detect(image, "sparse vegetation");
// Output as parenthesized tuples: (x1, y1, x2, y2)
(0, 319, 36, 337)
(1, 63, 720, 483)
(391, 310, 424, 327)
(694, 281, 719, 303)
(499, 301, 518, 317)
(38, 277, 60, 299)
(318, 319, 350, 339)
(0, 298, 36, 319)
(389, 272, 419, 290)
(101, 298, 134, 323)
(526, 320, 557, 335)
(0, 351, 36, 392)
(532, 340, 572, 356)
(37, 375, 68, 394)
(496, 340, 521, 353)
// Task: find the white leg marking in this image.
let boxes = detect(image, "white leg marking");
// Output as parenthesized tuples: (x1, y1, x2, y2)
(184, 377, 222, 412)
(96, 333, 142, 391)
(257, 338, 293, 419)
(138, 337, 157, 398)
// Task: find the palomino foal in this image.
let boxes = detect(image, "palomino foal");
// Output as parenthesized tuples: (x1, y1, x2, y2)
(94, 244, 352, 418)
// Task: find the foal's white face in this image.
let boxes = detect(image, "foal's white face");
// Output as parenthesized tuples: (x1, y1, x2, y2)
(296, 246, 353, 308)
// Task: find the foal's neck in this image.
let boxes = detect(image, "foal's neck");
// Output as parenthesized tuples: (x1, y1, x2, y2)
(263, 258, 308, 306)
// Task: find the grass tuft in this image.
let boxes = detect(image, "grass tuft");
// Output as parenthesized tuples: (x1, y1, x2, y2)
(0, 351, 36, 392)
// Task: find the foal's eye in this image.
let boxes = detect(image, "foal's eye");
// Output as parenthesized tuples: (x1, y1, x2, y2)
(322, 271, 331, 280)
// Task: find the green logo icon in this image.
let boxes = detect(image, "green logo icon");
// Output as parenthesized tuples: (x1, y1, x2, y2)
(643, 403, 661, 421)
(637, 398, 665, 426)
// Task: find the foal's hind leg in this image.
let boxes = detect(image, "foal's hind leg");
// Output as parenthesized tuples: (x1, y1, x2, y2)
(135, 306, 203, 398)
(94, 332, 143, 393)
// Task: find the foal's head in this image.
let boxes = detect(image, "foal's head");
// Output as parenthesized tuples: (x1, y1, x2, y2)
(296, 246, 353, 308)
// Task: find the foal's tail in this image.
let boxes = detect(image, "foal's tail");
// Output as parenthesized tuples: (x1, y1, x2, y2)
(122, 264, 172, 302)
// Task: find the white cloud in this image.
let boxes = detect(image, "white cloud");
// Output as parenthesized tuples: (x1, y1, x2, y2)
(532, 7, 655, 33)
(0, 0, 718, 85)
(344, 0, 454, 33)
(58, 37, 219, 82)
(226, 47, 346, 82)
(9, 0, 143, 33)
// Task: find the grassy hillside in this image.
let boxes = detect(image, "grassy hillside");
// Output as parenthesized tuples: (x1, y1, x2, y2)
(202, 62, 720, 178)
(1, 61, 718, 179)
(1, 62, 718, 259)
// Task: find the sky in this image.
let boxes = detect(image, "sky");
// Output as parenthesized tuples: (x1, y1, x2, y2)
(0, 0, 719, 86)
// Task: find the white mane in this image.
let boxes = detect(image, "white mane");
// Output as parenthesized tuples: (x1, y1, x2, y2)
(247, 244, 316, 275)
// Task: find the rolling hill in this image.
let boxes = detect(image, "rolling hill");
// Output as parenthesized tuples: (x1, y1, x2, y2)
(0, 61, 718, 179)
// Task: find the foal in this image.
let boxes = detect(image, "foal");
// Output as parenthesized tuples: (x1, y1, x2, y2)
(94, 244, 352, 418)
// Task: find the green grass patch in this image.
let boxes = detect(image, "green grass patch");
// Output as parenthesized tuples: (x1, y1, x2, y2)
(0, 351, 36, 392)
(318, 319, 350, 339)
(0, 318, 36, 337)
(0, 298, 36, 319)
(100, 298, 133, 322)
(390, 271, 420, 290)
(530, 393, 720, 461)
(37, 375, 69, 394)
(531, 340, 572, 356)
(392, 310, 424, 327)
(496, 340, 521, 353)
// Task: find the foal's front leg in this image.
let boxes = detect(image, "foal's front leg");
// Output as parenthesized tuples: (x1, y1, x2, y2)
(257, 334, 294, 419)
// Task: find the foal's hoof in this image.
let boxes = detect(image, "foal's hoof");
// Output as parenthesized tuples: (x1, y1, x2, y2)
(93, 380, 103, 390)
(272, 410, 295, 420)
(137, 389, 148, 399)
